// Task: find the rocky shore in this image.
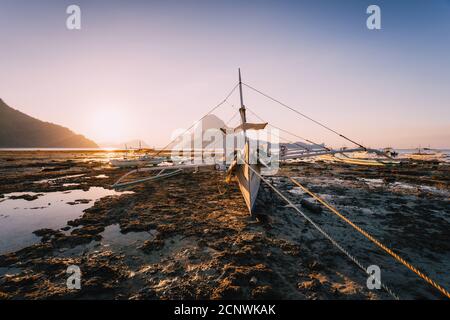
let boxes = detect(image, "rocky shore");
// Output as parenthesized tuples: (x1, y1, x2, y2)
(0, 151, 448, 299)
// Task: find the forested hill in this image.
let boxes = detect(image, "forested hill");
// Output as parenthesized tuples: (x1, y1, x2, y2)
(0, 99, 98, 148)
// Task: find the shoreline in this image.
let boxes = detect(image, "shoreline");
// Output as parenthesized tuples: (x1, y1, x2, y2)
(0, 151, 449, 299)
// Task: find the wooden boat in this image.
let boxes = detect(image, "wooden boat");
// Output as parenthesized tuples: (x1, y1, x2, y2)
(113, 69, 393, 214)
(109, 69, 449, 298)
(225, 69, 266, 214)
(110, 154, 168, 168)
(112, 69, 267, 215)
(235, 143, 262, 214)
(320, 154, 401, 166)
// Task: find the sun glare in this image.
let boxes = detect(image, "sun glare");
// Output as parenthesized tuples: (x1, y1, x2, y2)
(88, 108, 130, 143)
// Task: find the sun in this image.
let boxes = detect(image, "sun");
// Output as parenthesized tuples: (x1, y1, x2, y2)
(88, 108, 130, 143)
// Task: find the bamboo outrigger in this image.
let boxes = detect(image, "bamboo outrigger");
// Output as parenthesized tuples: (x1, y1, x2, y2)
(112, 69, 394, 214)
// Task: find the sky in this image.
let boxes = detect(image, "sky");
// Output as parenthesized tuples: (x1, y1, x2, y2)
(0, 0, 449, 148)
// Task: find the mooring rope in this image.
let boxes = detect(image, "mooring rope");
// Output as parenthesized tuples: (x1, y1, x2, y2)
(289, 177, 450, 299)
(244, 163, 400, 299)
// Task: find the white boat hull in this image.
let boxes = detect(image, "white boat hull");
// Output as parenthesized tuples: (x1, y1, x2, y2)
(110, 159, 148, 168)
(235, 143, 261, 215)
(236, 162, 261, 215)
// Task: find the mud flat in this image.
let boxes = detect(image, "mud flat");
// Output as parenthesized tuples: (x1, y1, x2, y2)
(0, 151, 449, 299)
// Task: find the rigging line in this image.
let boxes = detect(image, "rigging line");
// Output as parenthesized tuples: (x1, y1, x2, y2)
(243, 162, 399, 300)
(243, 109, 286, 143)
(225, 111, 239, 126)
(242, 82, 367, 150)
(276, 134, 310, 150)
(245, 106, 315, 152)
(153, 82, 239, 158)
(290, 177, 450, 299)
(242, 115, 307, 152)
(245, 106, 331, 152)
(270, 123, 331, 152)
(242, 106, 295, 147)
(268, 129, 313, 153)
(246, 106, 327, 151)
(223, 101, 302, 151)
(223, 103, 241, 127)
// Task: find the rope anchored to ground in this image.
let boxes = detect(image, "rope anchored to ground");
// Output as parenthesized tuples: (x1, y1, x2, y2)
(289, 177, 450, 299)
(243, 161, 400, 299)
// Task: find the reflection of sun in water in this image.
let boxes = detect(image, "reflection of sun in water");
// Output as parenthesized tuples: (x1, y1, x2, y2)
(89, 108, 130, 143)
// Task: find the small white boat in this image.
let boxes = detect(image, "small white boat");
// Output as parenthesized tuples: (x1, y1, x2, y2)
(321, 154, 401, 166)
(110, 154, 166, 168)
(405, 148, 445, 161)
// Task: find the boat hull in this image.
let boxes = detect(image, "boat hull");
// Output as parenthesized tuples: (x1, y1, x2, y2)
(236, 162, 261, 215)
(110, 159, 147, 168)
(235, 142, 261, 215)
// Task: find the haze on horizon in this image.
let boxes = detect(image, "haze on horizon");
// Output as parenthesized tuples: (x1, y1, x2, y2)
(0, 0, 449, 149)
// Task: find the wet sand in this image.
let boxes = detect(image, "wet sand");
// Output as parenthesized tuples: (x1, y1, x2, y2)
(0, 151, 449, 299)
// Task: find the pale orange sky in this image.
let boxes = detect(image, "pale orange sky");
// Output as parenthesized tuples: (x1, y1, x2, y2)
(1, 1, 449, 148)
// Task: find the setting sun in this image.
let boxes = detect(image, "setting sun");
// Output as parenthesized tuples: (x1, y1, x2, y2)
(87, 107, 131, 143)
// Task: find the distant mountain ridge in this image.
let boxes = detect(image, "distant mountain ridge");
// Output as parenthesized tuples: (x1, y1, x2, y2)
(0, 99, 98, 148)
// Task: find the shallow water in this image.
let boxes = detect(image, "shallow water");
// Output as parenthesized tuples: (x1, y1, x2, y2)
(34, 174, 86, 184)
(0, 187, 132, 255)
(101, 224, 153, 251)
(54, 224, 153, 258)
(62, 183, 80, 187)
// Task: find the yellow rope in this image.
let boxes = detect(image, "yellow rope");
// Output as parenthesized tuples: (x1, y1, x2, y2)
(290, 177, 450, 299)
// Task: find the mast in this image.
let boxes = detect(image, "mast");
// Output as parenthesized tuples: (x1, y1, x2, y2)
(238, 68, 247, 127)
(234, 68, 261, 215)
(238, 68, 248, 148)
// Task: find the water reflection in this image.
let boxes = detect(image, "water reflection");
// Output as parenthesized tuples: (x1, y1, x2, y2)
(0, 187, 133, 255)
(101, 224, 154, 250)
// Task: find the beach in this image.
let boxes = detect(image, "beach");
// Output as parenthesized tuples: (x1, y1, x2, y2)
(0, 150, 449, 299)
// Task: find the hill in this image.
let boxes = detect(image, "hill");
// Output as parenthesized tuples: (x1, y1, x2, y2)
(0, 99, 98, 148)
